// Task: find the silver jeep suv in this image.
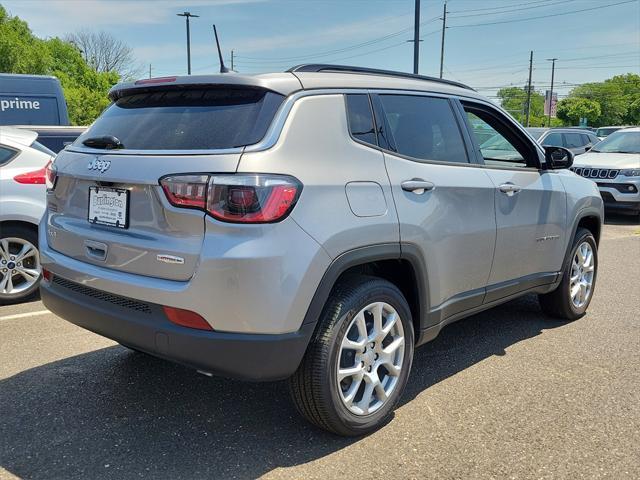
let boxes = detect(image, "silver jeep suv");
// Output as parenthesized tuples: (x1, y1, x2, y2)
(40, 65, 603, 436)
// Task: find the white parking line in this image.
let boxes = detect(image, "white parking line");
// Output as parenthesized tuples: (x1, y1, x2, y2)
(0, 310, 51, 321)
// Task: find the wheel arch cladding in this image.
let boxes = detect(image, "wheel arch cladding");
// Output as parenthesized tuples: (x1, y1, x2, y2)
(301, 244, 425, 344)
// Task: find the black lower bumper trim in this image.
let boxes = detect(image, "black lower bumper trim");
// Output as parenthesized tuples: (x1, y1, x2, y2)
(40, 280, 313, 381)
(600, 193, 640, 214)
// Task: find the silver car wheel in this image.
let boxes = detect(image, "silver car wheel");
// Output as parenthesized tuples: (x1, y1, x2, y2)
(337, 302, 405, 416)
(0, 237, 41, 298)
(570, 241, 595, 309)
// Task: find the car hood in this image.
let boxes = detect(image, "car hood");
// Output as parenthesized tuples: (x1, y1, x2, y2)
(573, 151, 640, 169)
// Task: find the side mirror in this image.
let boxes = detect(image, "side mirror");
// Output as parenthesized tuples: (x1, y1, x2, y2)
(544, 145, 574, 169)
(584, 145, 592, 152)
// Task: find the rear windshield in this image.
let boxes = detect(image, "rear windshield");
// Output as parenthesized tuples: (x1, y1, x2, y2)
(30, 140, 55, 156)
(74, 87, 284, 151)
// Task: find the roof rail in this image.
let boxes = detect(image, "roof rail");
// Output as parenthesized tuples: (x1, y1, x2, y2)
(287, 64, 474, 91)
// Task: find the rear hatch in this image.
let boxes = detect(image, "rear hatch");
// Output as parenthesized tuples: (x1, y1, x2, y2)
(47, 85, 285, 281)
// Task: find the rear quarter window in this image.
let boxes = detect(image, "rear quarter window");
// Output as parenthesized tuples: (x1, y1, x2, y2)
(0, 146, 18, 166)
(345, 94, 377, 147)
(75, 87, 284, 151)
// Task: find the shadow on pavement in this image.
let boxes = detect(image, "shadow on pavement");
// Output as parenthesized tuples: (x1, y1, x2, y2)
(0, 295, 566, 479)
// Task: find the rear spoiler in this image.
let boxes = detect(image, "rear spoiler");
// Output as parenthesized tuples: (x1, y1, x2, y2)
(108, 73, 302, 101)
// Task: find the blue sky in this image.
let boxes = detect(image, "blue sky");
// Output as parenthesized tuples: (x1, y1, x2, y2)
(4, 0, 639, 98)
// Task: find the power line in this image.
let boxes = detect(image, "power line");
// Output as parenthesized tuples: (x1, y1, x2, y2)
(450, 0, 636, 28)
(448, 0, 561, 14)
(449, 0, 578, 19)
(236, 16, 440, 63)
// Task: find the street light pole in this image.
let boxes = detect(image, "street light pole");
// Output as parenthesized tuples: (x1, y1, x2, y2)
(439, 1, 447, 79)
(177, 11, 199, 75)
(525, 51, 533, 127)
(413, 0, 420, 74)
(546, 58, 557, 127)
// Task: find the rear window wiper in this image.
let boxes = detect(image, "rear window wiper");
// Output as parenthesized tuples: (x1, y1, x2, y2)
(82, 135, 124, 150)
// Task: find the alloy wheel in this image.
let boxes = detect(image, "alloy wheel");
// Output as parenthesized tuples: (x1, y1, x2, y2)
(569, 241, 595, 309)
(0, 237, 41, 298)
(337, 302, 406, 415)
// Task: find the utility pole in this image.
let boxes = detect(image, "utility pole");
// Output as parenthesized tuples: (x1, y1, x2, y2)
(525, 51, 533, 127)
(439, 1, 447, 79)
(413, 0, 420, 74)
(149, 63, 152, 79)
(546, 58, 557, 127)
(177, 11, 199, 75)
(231, 50, 235, 71)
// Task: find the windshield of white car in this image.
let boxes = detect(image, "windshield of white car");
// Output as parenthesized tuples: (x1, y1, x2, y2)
(595, 127, 621, 137)
(590, 130, 640, 154)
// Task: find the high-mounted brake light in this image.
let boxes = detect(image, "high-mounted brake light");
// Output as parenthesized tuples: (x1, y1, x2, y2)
(160, 174, 301, 224)
(134, 76, 177, 85)
(14, 160, 52, 185)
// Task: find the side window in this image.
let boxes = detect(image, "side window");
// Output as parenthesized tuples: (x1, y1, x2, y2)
(542, 132, 563, 147)
(0, 146, 18, 167)
(564, 132, 585, 148)
(345, 94, 377, 147)
(462, 102, 538, 168)
(376, 94, 468, 163)
(589, 134, 600, 145)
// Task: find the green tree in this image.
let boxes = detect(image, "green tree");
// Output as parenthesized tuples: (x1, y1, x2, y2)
(628, 97, 640, 125)
(497, 86, 548, 126)
(556, 97, 601, 126)
(0, 4, 120, 125)
(568, 78, 630, 127)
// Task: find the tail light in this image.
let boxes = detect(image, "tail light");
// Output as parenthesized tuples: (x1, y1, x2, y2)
(45, 160, 57, 189)
(160, 175, 208, 209)
(13, 160, 56, 187)
(160, 174, 301, 223)
(13, 161, 47, 185)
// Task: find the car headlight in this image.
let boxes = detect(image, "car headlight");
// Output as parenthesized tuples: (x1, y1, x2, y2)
(620, 169, 640, 177)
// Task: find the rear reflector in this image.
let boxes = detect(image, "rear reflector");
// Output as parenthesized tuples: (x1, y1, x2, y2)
(42, 268, 52, 282)
(163, 306, 213, 331)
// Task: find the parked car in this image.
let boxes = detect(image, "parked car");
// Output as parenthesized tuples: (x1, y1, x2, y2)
(571, 127, 640, 216)
(0, 126, 53, 303)
(527, 127, 600, 156)
(40, 65, 603, 436)
(0, 73, 69, 126)
(15, 125, 87, 153)
(595, 126, 632, 139)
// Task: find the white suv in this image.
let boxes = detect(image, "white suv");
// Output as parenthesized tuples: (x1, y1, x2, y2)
(0, 126, 54, 303)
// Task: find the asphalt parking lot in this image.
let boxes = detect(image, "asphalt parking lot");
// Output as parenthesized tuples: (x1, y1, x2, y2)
(1, 216, 639, 480)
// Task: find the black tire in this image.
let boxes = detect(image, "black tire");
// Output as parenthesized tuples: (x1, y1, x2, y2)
(0, 224, 41, 305)
(538, 227, 598, 320)
(289, 275, 414, 436)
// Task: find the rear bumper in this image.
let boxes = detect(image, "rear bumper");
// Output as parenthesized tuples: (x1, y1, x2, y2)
(40, 276, 314, 381)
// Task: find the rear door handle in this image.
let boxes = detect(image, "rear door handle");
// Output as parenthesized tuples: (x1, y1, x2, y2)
(498, 183, 522, 196)
(401, 179, 435, 195)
